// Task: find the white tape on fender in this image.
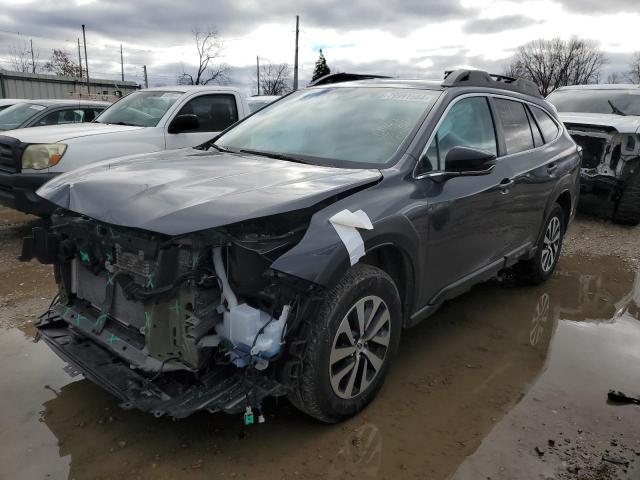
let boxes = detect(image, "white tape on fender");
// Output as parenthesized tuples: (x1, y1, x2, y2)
(329, 209, 374, 266)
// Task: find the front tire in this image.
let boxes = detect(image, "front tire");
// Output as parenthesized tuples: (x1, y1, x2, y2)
(513, 204, 565, 285)
(612, 169, 640, 226)
(288, 264, 402, 423)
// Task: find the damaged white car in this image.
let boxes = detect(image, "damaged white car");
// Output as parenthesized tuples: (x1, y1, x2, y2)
(548, 84, 640, 225)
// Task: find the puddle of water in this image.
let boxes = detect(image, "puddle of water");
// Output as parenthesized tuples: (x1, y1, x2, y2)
(0, 254, 638, 480)
(454, 260, 640, 479)
(0, 325, 72, 480)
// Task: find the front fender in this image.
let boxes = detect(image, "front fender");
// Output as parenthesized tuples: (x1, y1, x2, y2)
(270, 177, 421, 290)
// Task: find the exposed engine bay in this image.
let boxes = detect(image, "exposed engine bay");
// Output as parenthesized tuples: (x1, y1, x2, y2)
(566, 123, 640, 193)
(21, 210, 320, 418)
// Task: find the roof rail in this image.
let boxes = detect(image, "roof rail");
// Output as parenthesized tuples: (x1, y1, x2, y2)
(442, 69, 542, 98)
(309, 72, 392, 87)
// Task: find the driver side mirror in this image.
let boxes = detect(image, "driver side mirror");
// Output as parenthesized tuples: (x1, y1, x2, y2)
(444, 146, 496, 173)
(425, 146, 496, 183)
(168, 114, 199, 134)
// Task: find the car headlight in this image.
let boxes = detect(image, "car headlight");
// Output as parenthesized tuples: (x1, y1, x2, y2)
(21, 143, 67, 170)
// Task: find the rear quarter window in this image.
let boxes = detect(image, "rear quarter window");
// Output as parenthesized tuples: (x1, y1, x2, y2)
(531, 107, 559, 143)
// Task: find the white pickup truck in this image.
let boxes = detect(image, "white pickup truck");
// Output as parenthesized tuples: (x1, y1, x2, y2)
(0, 85, 250, 215)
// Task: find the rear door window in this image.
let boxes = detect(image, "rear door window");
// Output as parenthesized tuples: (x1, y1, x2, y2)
(494, 99, 534, 155)
(531, 107, 559, 143)
(419, 96, 497, 172)
(176, 94, 239, 132)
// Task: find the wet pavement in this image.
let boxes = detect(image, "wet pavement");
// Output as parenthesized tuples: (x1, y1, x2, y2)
(0, 206, 639, 480)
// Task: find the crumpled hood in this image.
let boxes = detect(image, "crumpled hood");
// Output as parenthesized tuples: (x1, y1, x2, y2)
(37, 149, 382, 235)
(559, 112, 640, 134)
(3, 122, 144, 143)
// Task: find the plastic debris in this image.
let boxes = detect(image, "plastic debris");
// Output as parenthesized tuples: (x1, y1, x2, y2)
(244, 406, 254, 426)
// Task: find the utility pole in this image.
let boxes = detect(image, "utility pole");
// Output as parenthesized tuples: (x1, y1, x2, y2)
(120, 44, 124, 81)
(82, 24, 90, 94)
(293, 15, 299, 91)
(77, 38, 83, 78)
(30, 39, 36, 73)
(143, 65, 148, 88)
(256, 56, 260, 95)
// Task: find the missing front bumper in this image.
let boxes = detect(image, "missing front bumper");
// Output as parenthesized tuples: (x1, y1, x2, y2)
(36, 310, 286, 419)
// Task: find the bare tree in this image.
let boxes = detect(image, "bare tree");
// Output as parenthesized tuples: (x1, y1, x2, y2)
(505, 37, 606, 96)
(627, 52, 640, 84)
(7, 40, 39, 73)
(178, 28, 229, 85)
(44, 49, 81, 77)
(607, 72, 622, 84)
(260, 63, 292, 96)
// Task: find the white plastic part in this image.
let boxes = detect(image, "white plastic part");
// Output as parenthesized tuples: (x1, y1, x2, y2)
(217, 304, 290, 360)
(329, 209, 374, 266)
(213, 247, 238, 308)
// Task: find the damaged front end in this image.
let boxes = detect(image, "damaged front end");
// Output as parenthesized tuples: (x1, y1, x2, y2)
(21, 210, 321, 419)
(566, 123, 640, 195)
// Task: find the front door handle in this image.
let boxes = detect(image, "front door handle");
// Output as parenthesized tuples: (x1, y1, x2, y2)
(499, 178, 515, 194)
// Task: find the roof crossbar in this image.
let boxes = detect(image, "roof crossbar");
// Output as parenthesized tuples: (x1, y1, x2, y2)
(442, 69, 542, 98)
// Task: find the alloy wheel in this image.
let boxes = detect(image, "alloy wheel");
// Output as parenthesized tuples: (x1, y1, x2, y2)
(541, 216, 561, 273)
(329, 295, 391, 399)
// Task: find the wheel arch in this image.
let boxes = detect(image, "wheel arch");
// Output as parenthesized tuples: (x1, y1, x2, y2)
(555, 189, 572, 229)
(359, 243, 416, 327)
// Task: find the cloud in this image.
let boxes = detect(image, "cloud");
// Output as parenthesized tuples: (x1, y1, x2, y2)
(1, 0, 639, 96)
(463, 15, 543, 34)
(555, 0, 639, 14)
(0, 0, 470, 43)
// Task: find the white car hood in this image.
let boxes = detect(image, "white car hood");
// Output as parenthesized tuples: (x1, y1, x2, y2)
(559, 112, 640, 134)
(2, 122, 145, 143)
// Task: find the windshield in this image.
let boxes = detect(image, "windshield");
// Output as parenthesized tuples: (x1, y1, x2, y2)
(0, 102, 46, 130)
(216, 87, 439, 166)
(96, 90, 182, 127)
(547, 89, 640, 116)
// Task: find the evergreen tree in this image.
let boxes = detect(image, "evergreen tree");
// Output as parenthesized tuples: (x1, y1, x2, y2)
(311, 49, 331, 82)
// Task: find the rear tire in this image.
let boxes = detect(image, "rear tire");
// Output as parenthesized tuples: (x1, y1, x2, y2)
(612, 169, 640, 226)
(513, 204, 565, 285)
(288, 264, 402, 423)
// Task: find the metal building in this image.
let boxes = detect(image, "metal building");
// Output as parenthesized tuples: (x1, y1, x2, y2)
(0, 69, 139, 100)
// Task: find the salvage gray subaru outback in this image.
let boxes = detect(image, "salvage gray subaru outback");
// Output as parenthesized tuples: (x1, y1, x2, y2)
(22, 70, 580, 422)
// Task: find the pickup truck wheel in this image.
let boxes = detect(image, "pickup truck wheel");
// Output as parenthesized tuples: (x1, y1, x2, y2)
(612, 170, 640, 226)
(513, 204, 565, 285)
(288, 264, 402, 423)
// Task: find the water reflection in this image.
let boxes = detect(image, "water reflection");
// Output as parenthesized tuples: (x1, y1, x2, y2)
(530, 293, 550, 346)
(453, 260, 640, 480)
(1, 255, 638, 480)
(327, 423, 382, 479)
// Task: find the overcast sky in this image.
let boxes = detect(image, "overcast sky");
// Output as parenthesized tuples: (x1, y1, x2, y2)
(1, 0, 638, 93)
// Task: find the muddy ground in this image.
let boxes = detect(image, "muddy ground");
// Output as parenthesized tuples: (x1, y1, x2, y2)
(0, 204, 639, 480)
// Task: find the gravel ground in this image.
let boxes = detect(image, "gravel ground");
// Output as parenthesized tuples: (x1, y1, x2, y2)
(0, 204, 638, 480)
(564, 212, 640, 267)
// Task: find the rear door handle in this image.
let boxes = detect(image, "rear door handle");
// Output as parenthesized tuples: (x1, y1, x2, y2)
(547, 163, 558, 172)
(499, 178, 515, 193)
